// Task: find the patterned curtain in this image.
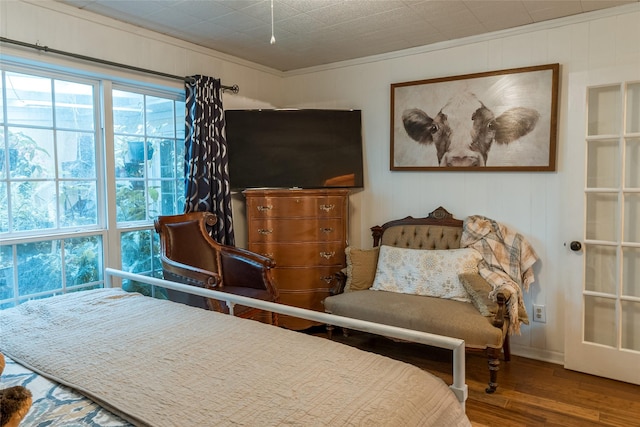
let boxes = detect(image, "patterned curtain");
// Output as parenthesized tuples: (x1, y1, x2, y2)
(184, 75, 235, 245)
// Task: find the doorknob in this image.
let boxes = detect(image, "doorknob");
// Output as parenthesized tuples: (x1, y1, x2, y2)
(569, 241, 582, 251)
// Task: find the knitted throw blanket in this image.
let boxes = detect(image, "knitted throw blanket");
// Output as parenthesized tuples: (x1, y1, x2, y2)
(461, 215, 539, 335)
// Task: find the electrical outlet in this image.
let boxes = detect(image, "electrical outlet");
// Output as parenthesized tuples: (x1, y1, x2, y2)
(533, 304, 546, 323)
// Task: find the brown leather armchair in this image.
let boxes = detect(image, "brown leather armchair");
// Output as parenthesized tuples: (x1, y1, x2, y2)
(154, 212, 279, 324)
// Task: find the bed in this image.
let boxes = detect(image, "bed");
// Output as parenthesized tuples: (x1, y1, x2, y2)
(0, 269, 471, 427)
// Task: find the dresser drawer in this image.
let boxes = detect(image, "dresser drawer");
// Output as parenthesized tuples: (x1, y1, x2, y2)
(278, 287, 331, 314)
(250, 242, 345, 267)
(248, 218, 344, 243)
(246, 195, 346, 219)
(243, 188, 348, 330)
(272, 267, 341, 292)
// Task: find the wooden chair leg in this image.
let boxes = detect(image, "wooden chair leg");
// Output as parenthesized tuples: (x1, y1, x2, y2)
(326, 324, 334, 339)
(503, 334, 511, 361)
(486, 347, 501, 393)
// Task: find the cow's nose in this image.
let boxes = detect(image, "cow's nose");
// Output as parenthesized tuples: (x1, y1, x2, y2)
(445, 156, 481, 167)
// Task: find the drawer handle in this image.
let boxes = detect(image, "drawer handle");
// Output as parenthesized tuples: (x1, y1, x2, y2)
(320, 251, 335, 259)
(319, 204, 335, 212)
(320, 227, 334, 234)
(257, 205, 273, 212)
(321, 276, 334, 284)
(258, 228, 273, 235)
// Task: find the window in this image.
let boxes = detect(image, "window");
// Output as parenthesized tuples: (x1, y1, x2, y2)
(113, 87, 185, 292)
(0, 63, 185, 308)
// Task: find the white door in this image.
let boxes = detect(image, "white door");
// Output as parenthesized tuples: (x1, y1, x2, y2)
(564, 66, 640, 385)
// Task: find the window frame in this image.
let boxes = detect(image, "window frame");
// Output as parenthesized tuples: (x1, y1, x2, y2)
(0, 58, 185, 307)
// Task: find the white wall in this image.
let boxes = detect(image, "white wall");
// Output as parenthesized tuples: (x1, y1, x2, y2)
(279, 4, 640, 362)
(1, 0, 285, 105)
(4, 0, 640, 363)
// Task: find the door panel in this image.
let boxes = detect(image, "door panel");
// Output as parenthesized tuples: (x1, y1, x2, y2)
(565, 66, 640, 385)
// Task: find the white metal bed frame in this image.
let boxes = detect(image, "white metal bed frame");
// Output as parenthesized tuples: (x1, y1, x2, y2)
(105, 268, 468, 409)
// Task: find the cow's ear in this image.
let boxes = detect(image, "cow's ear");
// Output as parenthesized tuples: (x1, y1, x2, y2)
(402, 108, 435, 144)
(494, 107, 540, 144)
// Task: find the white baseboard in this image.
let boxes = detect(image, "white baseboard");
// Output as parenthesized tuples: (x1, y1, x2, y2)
(510, 344, 564, 366)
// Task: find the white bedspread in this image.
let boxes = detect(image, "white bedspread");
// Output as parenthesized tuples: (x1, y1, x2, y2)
(0, 289, 470, 426)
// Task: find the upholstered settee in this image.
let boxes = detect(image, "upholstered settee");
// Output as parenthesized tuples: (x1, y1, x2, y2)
(323, 207, 512, 394)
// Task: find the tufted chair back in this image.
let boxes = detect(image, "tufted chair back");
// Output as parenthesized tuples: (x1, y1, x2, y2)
(380, 225, 461, 250)
(371, 206, 463, 250)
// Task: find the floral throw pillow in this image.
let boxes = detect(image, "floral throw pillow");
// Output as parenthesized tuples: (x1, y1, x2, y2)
(370, 245, 481, 302)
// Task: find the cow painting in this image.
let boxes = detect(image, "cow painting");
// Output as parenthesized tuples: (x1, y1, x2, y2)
(402, 92, 540, 167)
(391, 65, 558, 170)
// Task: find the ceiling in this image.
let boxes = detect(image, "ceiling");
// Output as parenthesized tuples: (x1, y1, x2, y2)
(56, 0, 637, 72)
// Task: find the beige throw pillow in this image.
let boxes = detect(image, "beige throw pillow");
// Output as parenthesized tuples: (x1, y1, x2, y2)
(370, 246, 481, 302)
(344, 246, 380, 292)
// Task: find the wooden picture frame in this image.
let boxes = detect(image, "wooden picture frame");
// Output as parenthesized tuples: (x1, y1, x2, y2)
(390, 63, 559, 171)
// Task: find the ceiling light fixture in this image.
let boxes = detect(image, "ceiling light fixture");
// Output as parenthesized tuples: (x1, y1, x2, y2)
(270, 0, 276, 44)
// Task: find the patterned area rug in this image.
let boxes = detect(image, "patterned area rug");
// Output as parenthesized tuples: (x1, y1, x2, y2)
(2, 356, 132, 426)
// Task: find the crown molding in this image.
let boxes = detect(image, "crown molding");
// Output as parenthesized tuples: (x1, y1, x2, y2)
(284, 2, 640, 77)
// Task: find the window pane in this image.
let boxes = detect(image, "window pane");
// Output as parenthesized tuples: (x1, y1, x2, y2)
(121, 229, 153, 273)
(60, 181, 98, 227)
(121, 229, 165, 298)
(625, 138, 640, 188)
(588, 85, 621, 136)
(147, 96, 175, 137)
(0, 182, 7, 232)
(115, 136, 147, 178)
(148, 138, 165, 179)
(113, 90, 144, 135)
(584, 244, 617, 295)
(176, 176, 185, 211)
(4, 71, 99, 237)
(623, 193, 640, 243)
(17, 240, 62, 295)
(176, 138, 184, 180)
(176, 100, 185, 140)
(7, 127, 55, 179)
(58, 131, 96, 178)
(0, 245, 14, 300)
(148, 179, 181, 217)
(584, 295, 616, 347)
(116, 181, 146, 222)
(11, 181, 56, 231)
(587, 139, 619, 188)
(148, 180, 161, 218)
(627, 83, 640, 134)
(622, 247, 640, 298)
(585, 192, 618, 242)
(54, 80, 95, 131)
(151, 231, 162, 273)
(622, 301, 640, 351)
(159, 180, 180, 215)
(0, 73, 4, 124)
(64, 236, 103, 286)
(0, 127, 5, 180)
(5, 72, 53, 127)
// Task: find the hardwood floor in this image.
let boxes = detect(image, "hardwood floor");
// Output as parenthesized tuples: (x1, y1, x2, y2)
(313, 328, 640, 427)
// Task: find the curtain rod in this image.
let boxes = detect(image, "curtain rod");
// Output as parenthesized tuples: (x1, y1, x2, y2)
(0, 37, 240, 94)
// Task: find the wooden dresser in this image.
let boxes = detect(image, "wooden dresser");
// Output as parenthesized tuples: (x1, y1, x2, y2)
(243, 188, 349, 330)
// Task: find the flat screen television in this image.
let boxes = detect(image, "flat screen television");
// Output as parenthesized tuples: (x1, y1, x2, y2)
(225, 109, 364, 190)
